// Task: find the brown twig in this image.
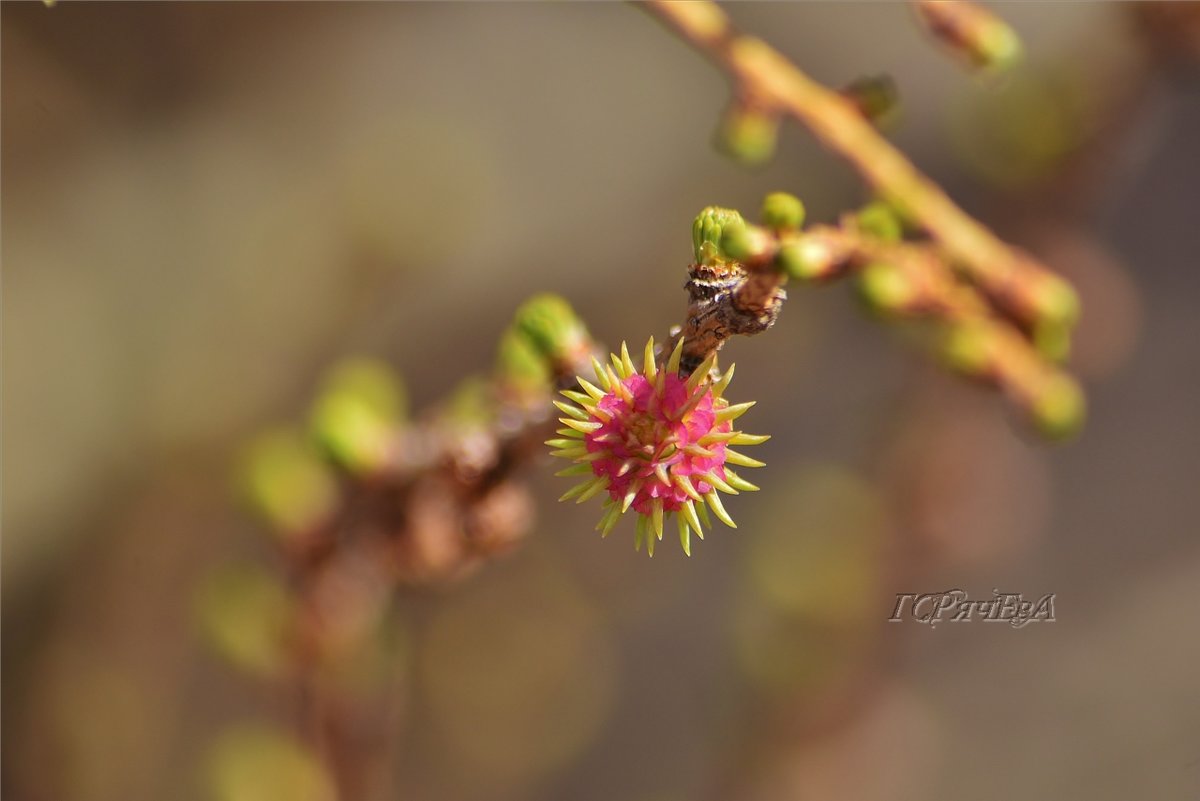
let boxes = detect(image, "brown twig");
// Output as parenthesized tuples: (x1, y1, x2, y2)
(641, 0, 1079, 341)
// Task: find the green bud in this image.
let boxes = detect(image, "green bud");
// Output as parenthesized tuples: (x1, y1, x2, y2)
(716, 106, 779, 167)
(940, 321, 993, 375)
(443, 375, 495, 426)
(238, 428, 338, 535)
(496, 326, 551, 394)
(857, 262, 913, 310)
(207, 725, 336, 801)
(1032, 374, 1085, 440)
(761, 191, 806, 231)
(1033, 275, 1080, 329)
(692, 206, 745, 265)
(1033, 320, 1072, 363)
(978, 19, 1023, 74)
(310, 358, 406, 473)
(512, 293, 590, 365)
(720, 222, 772, 262)
(915, 0, 1023, 75)
(856, 201, 903, 242)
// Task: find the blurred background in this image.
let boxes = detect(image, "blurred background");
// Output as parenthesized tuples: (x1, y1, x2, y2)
(3, 3, 1199, 801)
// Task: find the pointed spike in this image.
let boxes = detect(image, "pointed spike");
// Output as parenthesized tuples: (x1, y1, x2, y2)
(607, 366, 629, 398)
(652, 499, 664, 541)
(560, 418, 602, 434)
(666, 336, 685, 374)
(621, 479, 643, 513)
(635, 515, 648, 553)
(699, 431, 739, 445)
(713, 363, 736, 397)
(610, 351, 626, 379)
(653, 462, 671, 488)
(715, 401, 756, 422)
(600, 505, 622, 537)
(553, 400, 589, 420)
(555, 449, 606, 462)
(731, 432, 771, 445)
(681, 499, 703, 533)
(545, 438, 581, 449)
(562, 389, 598, 407)
(576, 378, 606, 401)
(686, 353, 717, 392)
(678, 514, 692, 556)
(555, 427, 585, 440)
(559, 479, 593, 502)
(684, 444, 718, 459)
(644, 337, 658, 381)
(593, 506, 610, 531)
(620, 341, 636, 378)
(617, 459, 636, 478)
(700, 470, 738, 495)
(725, 449, 766, 468)
(725, 470, 761, 492)
(591, 356, 612, 390)
(555, 463, 593, 477)
(705, 490, 737, 528)
(595, 503, 620, 533)
(576, 476, 610, 503)
(673, 474, 703, 501)
(696, 500, 712, 531)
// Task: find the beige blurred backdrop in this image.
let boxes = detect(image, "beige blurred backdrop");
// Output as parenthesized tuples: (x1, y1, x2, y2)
(4, 3, 1199, 801)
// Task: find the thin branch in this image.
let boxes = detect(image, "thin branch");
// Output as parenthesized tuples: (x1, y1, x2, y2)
(641, 0, 1079, 343)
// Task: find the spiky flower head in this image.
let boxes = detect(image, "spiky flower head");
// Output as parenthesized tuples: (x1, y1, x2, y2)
(548, 337, 768, 557)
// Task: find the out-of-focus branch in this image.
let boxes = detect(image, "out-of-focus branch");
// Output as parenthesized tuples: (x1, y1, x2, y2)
(641, 0, 1079, 356)
(225, 295, 599, 799)
(910, 0, 1023, 74)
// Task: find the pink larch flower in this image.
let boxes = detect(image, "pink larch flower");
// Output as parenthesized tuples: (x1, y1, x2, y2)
(547, 337, 768, 556)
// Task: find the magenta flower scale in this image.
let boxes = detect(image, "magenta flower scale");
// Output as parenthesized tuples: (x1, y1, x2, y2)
(548, 337, 767, 556)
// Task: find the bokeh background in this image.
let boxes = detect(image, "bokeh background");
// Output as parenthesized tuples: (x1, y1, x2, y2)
(4, 3, 1199, 801)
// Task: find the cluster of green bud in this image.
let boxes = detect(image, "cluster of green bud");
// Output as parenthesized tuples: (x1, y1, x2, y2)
(495, 293, 592, 406)
(239, 359, 407, 536)
(696, 192, 833, 282)
(939, 320, 1085, 439)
